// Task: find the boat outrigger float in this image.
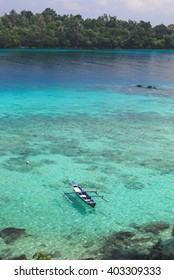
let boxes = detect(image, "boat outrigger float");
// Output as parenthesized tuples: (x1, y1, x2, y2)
(62, 181, 107, 208)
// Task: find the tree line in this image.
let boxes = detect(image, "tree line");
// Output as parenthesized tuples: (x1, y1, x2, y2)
(0, 8, 174, 49)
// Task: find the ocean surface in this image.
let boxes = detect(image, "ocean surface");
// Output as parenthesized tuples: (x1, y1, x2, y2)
(0, 49, 174, 259)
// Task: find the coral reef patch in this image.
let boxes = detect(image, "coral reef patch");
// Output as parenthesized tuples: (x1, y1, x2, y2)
(98, 223, 173, 260)
(0, 227, 28, 244)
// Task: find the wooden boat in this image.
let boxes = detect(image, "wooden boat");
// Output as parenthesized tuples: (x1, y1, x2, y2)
(72, 181, 96, 207)
(62, 181, 107, 208)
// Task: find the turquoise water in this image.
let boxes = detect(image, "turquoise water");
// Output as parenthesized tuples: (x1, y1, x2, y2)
(0, 49, 174, 259)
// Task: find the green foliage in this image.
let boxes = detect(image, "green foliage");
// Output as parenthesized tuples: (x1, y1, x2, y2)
(21, 252, 52, 260)
(0, 9, 174, 49)
(32, 252, 52, 260)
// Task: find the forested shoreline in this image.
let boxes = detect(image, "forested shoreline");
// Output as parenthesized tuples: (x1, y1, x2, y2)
(0, 8, 174, 49)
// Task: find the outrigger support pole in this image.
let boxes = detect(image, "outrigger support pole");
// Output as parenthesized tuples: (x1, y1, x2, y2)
(62, 192, 73, 203)
(84, 190, 108, 202)
(95, 191, 108, 202)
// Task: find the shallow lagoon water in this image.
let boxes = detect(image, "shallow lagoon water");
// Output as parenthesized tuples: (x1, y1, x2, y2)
(0, 49, 174, 259)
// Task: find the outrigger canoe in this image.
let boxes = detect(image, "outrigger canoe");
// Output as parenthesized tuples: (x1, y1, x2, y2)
(72, 181, 96, 207)
(62, 181, 107, 208)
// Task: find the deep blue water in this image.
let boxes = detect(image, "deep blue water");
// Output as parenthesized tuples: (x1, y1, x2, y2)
(0, 49, 174, 259)
(1, 49, 174, 90)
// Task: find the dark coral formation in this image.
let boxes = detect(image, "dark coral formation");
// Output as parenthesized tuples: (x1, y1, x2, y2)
(132, 222, 170, 235)
(113, 231, 136, 240)
(98, 222, 173, 260)
(12, 254, 27, 260)
(100, 230, 144, 260)
(0, 227, 27, 244)
(124, 180, 144, 190)
(144, 223, 169, 234)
